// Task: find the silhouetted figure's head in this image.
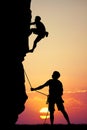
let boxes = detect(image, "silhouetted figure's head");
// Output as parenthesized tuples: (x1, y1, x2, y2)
(35, 16, 41, 22)
(52, 71, 60, 79)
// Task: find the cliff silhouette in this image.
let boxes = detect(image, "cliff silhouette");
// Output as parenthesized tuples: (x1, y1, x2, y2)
(1, 1, 87, 129)
(1, 0, 31, 127)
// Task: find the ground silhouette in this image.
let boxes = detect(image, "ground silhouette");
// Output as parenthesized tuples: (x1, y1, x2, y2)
(8, 124, 87, 129)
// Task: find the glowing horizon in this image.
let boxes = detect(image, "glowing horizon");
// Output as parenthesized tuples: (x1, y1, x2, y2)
(16, 90, 87, 124)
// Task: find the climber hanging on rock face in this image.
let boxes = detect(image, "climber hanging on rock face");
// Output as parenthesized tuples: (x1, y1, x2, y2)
(28, 16, 49, 52)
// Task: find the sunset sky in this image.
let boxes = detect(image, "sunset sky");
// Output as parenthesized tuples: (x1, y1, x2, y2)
(16, 0, 87, 125)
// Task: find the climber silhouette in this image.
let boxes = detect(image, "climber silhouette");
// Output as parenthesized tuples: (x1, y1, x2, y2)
(28, 16, 49, 52)
(31, 71, 71, 125)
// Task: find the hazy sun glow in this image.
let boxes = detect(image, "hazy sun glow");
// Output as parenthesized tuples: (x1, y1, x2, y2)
(40, 107, 50, 119)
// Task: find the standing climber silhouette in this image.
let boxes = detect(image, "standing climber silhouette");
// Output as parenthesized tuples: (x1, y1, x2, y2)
(31, 71, 71, 125)
(28, 16, 49, 52)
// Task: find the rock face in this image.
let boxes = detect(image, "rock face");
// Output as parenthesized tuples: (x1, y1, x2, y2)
(1, 0, 31, 126)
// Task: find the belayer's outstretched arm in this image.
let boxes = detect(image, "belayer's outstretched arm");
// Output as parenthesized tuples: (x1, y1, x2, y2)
(31, 81, 49, 91)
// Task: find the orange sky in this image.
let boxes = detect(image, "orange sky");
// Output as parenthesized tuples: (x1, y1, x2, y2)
(16, 0, 87, 125)
(16, 91, 87, 124)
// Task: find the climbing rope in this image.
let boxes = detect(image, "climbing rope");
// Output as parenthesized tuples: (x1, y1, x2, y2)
(24, 69, 47, 96)
(24, 69, 49, 124)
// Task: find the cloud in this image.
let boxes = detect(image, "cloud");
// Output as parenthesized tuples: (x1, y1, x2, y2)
(64, 89, 87, 94)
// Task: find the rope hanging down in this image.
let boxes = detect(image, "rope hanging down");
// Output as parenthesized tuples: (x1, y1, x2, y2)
(24, 69, 49, 124)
